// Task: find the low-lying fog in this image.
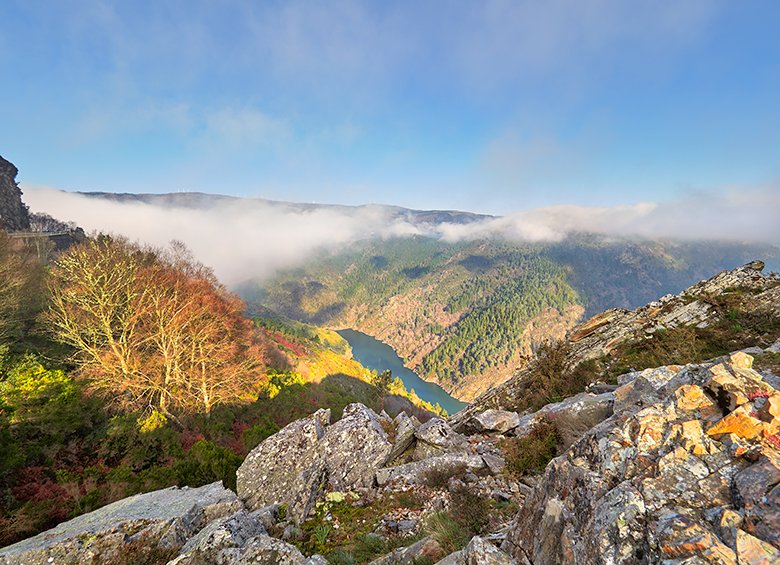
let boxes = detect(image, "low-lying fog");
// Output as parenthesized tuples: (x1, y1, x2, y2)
(22, 184, 780, 286)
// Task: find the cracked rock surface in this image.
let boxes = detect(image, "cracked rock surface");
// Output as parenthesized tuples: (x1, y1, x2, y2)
(503, 352, 780, 564)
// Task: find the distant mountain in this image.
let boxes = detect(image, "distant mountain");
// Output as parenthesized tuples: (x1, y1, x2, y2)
(78, 190, 780, 402)
(79, 191, 493, 226)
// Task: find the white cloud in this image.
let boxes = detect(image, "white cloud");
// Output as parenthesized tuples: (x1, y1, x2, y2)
(435, 187, 780, 244)
(21, 187, 419, 285)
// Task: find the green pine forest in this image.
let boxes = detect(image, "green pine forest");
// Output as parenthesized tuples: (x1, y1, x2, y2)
(247, 235, 780, 400)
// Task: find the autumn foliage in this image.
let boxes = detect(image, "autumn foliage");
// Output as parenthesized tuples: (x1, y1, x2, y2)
(45, 237, 271, 416)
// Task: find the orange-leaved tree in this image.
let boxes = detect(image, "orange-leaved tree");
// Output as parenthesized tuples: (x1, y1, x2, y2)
(45, 236, 269, 418)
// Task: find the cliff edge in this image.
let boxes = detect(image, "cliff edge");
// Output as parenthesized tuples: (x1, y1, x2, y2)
(0, 156, 30, 232)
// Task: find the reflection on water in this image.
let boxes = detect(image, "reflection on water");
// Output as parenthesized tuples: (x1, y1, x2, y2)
(337, 329, 466, 416)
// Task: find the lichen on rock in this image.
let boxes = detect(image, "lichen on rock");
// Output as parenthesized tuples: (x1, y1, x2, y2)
(504, 352, 780, 564)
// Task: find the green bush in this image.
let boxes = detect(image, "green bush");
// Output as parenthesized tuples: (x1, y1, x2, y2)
(1, 357, 85, 438)
(499, 419, 560, 477)
(450, 487, 490, 536)
(102, 414, 183, 469)
(174, 440, 242, 491)
(243, 416, 280, 450)
(423, 511, 468, 554)
(0, 355, 102, 471)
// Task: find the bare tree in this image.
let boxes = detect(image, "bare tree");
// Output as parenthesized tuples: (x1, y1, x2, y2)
(45, 237, 148, 396)
(45, 236, 268, 417)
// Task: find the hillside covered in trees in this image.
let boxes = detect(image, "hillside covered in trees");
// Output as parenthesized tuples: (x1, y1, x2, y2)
(247, 236, 780, 400)
(0, 231, 436, 547)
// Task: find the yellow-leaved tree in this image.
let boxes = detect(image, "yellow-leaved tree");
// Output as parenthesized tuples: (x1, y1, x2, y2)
(45, 236, 270, 419)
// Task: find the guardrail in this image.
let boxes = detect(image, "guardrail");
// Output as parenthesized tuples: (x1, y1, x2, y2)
(8, 231, 70, 238)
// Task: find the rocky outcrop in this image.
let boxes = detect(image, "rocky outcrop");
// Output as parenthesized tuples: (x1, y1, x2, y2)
(5, 348, 779, 563)
(236, 404, 392, 523)
(170, 509, 324, 565)
(387, 411, 419, 462)
(236, 408, 330, 523)
(469, 409, 522, 434)
(456, 393, 614, 450)
(412, 417, 469, 460)
(0, 156, 30, 232)
(503, 352, 780, 564)
(376, 452, 487, 486)
(454, 261, 780, 425)
(0, 481, 328, 565)
(0, 482, 242, 564)
(437, 535, 518, 564)
(515, 391, 615, 449)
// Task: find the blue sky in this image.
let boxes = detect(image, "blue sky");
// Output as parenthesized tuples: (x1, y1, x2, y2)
(2, 0, 780, 215)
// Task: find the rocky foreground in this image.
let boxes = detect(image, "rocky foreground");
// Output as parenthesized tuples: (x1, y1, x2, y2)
(3, 347, 779, 564)
(2, 264, 779, 564)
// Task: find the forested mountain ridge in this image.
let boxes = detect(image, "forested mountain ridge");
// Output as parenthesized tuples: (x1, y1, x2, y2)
(452, 259, 780, 424)
(247, 236, 780, 401)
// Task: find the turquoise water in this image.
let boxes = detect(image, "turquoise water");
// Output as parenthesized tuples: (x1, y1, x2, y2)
(337, 329, 466, 416)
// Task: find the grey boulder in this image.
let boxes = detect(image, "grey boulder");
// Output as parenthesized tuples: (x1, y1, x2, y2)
(236, 404, 392, 523)
(436, 536, 517, 564)
(0, 482, 241, 565)
(376, 453, 485, 486)
(514, 392, 614, 449)
(471, 410, 521, 434)
(236, 409, 330, 521)
(413, 418, 469, 460)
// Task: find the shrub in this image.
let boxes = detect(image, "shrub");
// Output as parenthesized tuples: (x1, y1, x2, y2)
(352, 533, 387, 559)
(174, 440, 242, 491)
(0, 356, 91, 443)
(420, 463, 468, 488)
(327, 550, 356, 565)
(243, 416, 280, 451)
(394, 490, 422, 509)
(423, 511, 468, 554)
(499, 419, 560, 477)
(450, 486, 490, 536)
(522, 342, 598, 410)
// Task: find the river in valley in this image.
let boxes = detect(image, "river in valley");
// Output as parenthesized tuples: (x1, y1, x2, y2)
(337, 329, 467, 416)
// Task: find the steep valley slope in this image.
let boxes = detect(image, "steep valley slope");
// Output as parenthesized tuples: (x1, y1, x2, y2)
(246, 236, 780, 402)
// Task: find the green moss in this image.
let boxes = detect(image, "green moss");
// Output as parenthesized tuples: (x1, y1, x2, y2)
(291, 491, 427, 562)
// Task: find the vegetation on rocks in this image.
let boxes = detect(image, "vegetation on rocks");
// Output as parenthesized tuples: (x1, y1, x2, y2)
(507, 352, 780, 564)
(292, 491, 425, 561)
(499, 419, 560, 477)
